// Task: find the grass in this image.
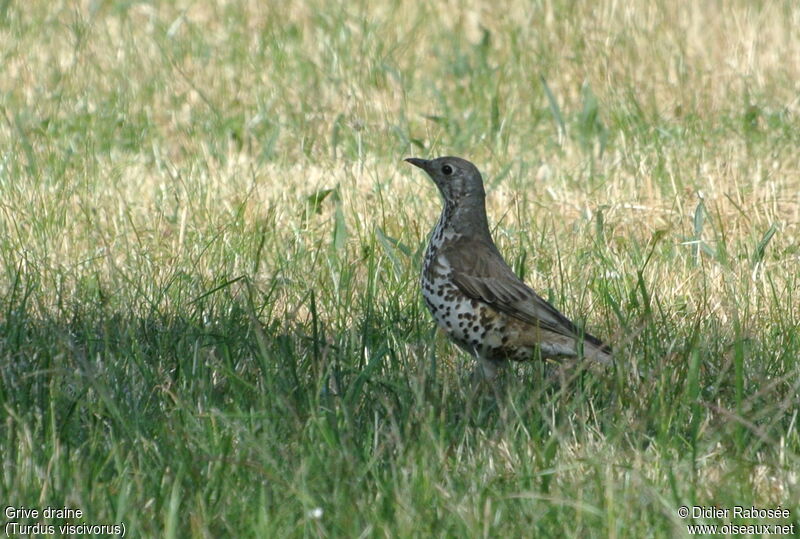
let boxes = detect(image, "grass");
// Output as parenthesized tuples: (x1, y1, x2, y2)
(1, 0, 799, 536)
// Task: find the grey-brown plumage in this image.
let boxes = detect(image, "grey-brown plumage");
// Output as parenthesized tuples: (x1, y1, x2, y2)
(406, 156, 612, 379)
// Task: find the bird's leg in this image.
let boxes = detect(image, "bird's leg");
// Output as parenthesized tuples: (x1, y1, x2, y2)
(468, 354, 506, 400)
(478, 356, 499, 381)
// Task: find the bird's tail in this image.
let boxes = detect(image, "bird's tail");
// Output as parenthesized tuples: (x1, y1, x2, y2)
(582, 337, 613, 367)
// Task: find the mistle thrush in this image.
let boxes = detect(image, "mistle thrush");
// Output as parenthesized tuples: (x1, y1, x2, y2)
(406, 156, 612, 379)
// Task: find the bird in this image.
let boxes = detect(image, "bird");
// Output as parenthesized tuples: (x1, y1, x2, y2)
(406, 156, 612, 380)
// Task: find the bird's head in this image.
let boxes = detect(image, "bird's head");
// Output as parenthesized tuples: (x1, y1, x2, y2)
(405, 156, 485, 207)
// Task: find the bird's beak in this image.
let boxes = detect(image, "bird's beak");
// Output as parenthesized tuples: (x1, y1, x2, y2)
(404, 157, 430, 171)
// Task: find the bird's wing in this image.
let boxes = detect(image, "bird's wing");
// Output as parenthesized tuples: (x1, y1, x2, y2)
(444, 239, 588, 340)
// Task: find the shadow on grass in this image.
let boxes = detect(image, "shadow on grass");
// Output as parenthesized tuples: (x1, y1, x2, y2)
(1, 282, 798, 535)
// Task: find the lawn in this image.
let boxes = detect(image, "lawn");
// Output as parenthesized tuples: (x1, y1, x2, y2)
(1, 1, 798, 536)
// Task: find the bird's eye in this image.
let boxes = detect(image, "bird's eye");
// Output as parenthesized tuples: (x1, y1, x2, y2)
(442, 165, 453, 175)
